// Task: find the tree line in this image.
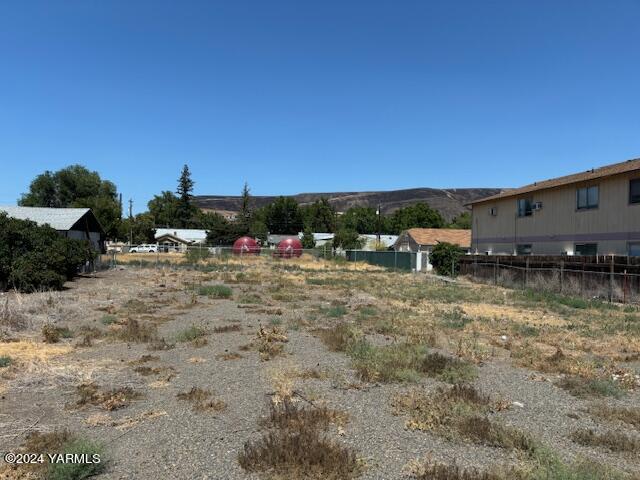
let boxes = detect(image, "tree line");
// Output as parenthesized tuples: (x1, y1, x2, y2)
(18, 164, 471, 248)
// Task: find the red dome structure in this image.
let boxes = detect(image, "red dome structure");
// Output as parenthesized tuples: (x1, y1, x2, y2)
(276, 238, 303, 258)
(232, 236, 261, 255)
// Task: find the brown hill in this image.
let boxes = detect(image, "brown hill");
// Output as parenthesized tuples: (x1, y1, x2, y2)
(194, 187, 502, 222)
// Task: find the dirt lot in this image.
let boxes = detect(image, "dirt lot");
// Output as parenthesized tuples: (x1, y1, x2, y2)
(1, 255, 639, 479)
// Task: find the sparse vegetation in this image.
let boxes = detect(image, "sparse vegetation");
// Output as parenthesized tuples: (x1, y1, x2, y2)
(177, 387, 226, 412)
(74, 382, 141, 411)
(570, 428, 640, 452)
(42, 324, 73, 343)
(0, 355, 13, 367)
(239, 398, 359, 479)
(587, 403, 640, 429)
(197, 284, 232, 298)
(556, 376, 624, 399)
(174, 325, 207, 342)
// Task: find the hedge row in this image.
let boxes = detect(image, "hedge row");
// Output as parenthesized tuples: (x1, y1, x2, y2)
(0, 213, 95, 292)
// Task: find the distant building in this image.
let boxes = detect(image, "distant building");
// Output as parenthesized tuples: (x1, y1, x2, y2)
(468, 158, 640, 256)
(154, 228, 208, 252)
(359, 234, 398, 251)
(0, 206, 106, 252)
(394, 228, 471, 271)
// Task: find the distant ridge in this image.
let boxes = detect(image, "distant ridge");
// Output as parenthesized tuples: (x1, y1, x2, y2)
(194, 187, 503, 222)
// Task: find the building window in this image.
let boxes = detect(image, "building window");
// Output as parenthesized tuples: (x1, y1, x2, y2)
(575, 243, 597, 256)
(517, 198, 532, 217)
(630, 179, 640, 204)
(629, 242, 640, 257)
(516, 244, 532, 255)
(489, 207, 497, 216)
(577, 186, 599, 210)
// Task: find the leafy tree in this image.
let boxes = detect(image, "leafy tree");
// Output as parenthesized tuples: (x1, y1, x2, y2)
(338, 206, 381, 234)
(449, 211, 471, 229)
(333, 229, 364, 250)
(302, 198, 336, 233)
(175, 164, 198, 227)
(429, 242, 464, 277)
(0, 213, 94, 292)
(201, 212, 235, 245)
(301, 228, 316, 249)
(263, 197, 303, 234)
(19, 165, 122, 239)
(148, 191, 180, 227)
(389, 202, 445, 233)
(120, 213, 155, 244)
(249, 220, 268, 243)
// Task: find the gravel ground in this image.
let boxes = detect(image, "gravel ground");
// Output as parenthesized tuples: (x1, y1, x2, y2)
(1, 267, 639, 479)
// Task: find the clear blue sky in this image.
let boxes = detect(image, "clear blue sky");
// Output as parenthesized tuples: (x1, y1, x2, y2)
(1, 1, 639, 213)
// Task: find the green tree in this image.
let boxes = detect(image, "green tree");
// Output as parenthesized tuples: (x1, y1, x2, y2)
(249, 219, 268, 243)
(449, 211, 471, 229)
(429, 242, 464, 277)
(175, 164, 198, 227)
(0, 213, 95, 292)
(339, 206, 379, 234)
(333, 229, 364, 250)
(389, 203, 445, 233)
(148, 191, 180, 227)
(264, 197, 303, 234)
(19, 165, 122, 239)
(302, 198, 336, 233)
(301, 228, 316, 249)
(120, 213, 155, 245)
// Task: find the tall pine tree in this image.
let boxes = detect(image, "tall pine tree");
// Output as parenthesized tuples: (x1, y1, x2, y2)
(175, 165, 197, 227)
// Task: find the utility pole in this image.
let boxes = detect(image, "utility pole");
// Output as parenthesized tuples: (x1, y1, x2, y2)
(129, 198, 133, 246)
(376, 203, 381, 244)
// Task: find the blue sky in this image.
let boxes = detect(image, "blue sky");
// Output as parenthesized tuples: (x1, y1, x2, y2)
(1, 1, 639, 213)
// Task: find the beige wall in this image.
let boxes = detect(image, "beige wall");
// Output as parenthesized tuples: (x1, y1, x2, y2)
(471, 171, 640, 255)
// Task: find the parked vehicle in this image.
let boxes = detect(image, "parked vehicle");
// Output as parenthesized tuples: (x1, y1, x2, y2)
(129, 244, 158, 253)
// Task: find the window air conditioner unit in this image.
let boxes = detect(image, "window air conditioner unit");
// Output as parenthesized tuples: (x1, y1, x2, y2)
(532, 202, 543, 211)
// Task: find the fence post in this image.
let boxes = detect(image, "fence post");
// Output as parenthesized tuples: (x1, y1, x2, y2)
(394, 251, 398, 271)
(524, 257, 529, 289)
(609, 255, 614, 303)
(494, 258, 498, 285)
(560, 260, 564, 294)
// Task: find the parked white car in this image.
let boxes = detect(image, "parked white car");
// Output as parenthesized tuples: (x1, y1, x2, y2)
(129, 244, 158, 253)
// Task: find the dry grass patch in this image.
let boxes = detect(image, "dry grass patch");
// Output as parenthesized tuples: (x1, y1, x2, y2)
(249, 326, 288, 361)
(408, 461, 524, 480)
(421, 352, 478, 383)
(393, 384, 533, 452)
(315, 323, 361, 352)
(588, 403, 640, 429)
(74, 382, 142, 411)
(213, 324, 242, 333)
(177, 387, 226, 412)
(556, 376, 624, 399)
(570, 428, 640, 452)
(115, 318, 158, 343)
(259, 398, 348, 430)
(239, 395, 359, 480)
(41, 324, 73, 343)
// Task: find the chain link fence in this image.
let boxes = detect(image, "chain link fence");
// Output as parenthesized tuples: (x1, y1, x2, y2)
(99, 244, 346, 272)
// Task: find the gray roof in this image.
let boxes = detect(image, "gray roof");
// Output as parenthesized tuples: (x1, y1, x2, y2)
(0, 206, 93, 231)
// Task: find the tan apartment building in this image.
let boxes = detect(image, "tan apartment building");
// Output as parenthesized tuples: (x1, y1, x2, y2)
(469, 158, 640, 256)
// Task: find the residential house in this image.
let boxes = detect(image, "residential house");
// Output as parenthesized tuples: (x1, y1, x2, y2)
(0, 206, 106, 252)
(468, 158, 640, 256)
(154, 228, 208, 252)
(393, 228, 471, 271)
